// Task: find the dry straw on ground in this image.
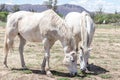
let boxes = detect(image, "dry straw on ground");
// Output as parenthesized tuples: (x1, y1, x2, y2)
(0, 24, 120, 80)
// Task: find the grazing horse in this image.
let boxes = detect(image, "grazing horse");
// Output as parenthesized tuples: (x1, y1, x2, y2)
(65, 11, 95, 72)
(3, 10, 77, 76)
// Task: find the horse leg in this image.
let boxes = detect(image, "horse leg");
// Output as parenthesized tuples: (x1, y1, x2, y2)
(41, 38, 55, 77)
(86, 53, 90, 71)
(42, 38, 51, 76)
(75, 40, 79, 52)
(3, 38, 14, 68)
(74, 36, 79, 52)
(18, 34, 26, 68)
(3, 32, 16, 68)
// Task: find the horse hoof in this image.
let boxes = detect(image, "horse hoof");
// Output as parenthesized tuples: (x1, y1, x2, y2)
(46, 71, 53, 77)
(70, 72, 77, 77)
(4, 65, 8, 68)
(4, 64, 8, 68)
(41, 70, 46, 74)
(3, 61, 8, 68)
(22, 66, 28, 70)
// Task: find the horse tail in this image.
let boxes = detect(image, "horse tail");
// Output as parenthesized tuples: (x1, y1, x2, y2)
(4, 13, 16, 52)
(80, 11, 88, 47)
(3, 32, 8, 55)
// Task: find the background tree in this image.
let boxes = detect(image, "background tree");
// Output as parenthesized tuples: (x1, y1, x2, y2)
(43, 0, 57, 12)
(115, 10, 118, 14)
(53, 0, 57, 12)
(97, 5, 104, 14)
(48, 0, 53, 9)
(0, 12, 9, 22)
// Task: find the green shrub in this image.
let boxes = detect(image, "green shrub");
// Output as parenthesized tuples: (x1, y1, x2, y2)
(0, 11, 9, 22)
(94, 13, 120, 24)
(100, 74, 112, 79)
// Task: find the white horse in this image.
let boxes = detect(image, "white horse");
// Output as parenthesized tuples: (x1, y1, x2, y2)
(65, 11, 95, 72)
(3, 10, 77, 76)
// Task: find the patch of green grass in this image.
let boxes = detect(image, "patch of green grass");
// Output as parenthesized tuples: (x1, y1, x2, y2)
(39, 43, 43, 47)
(12, 69, 32, 74)
(51, 49, 61, 53)
(57, 78, 70, 80)
(24, 48, 35, 53)
(12, 70, 18, 73)
(94, 34, 108, 38)
(112, 68, 118, 71)
(94, 38, 107, 42)
(75, 77, 84, 80)
(0, 45, 3, 48)
(100, 74, 112, 79)
(96, 24, 120, 29)
(108, 39, 120, 43)
(78, 70, 82, 74)
(77, 70, 92, 78)
(90, 55, 96, 59)
(52, 55, 63, 61)
(86, 74, 91, 78)
(27, 63, 35, 68)
(22, 70, 32, 74)
(53, 71, 61, 76)
(0, 21, 6, 27)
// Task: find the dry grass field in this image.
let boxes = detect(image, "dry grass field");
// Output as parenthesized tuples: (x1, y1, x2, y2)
(0, 24, 120, 80)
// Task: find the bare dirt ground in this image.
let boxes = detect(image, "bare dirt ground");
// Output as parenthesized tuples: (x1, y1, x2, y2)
(0, 25, 120, 80)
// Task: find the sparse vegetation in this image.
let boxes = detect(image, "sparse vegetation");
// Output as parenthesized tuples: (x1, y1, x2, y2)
(0, 24, 120, 79)
(0, 21, 6, 26)
(94, 13, 120, 24)
(100, 74, 112, 79)
(0, 11, 9, 22)
(96, 24, 120, 29)
(43, 0, 58, 12)
(12, 69, 32, 74)
(57, 78, 70, 80)
(22, 70, 32, 74)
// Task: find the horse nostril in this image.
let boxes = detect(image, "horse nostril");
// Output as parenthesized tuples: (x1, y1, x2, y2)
(72, 60, 75, 62)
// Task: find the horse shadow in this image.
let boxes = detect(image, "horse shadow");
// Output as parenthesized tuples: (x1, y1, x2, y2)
(11, 68, 71, 77)
(86, 63, 109, 75)
(51, 63, 109, 77)
(11, 63, 109, 77)
(11, 68, 45, 75)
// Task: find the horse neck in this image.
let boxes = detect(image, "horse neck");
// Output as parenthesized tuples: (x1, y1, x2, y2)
(60, 38, 75, 54)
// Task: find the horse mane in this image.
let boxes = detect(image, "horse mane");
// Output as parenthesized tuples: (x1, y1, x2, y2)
(42, 9, 72, 40)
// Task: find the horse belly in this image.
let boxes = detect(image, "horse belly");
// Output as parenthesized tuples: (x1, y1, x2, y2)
(20, 31, 43, 42)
